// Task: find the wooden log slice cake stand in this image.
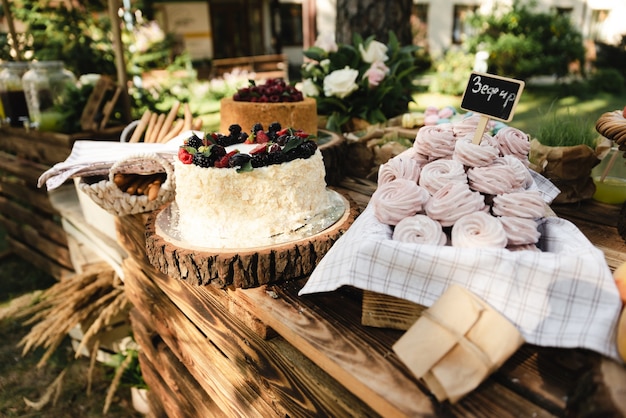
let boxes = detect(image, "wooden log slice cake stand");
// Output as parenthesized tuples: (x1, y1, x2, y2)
(145, 189, 360, 289)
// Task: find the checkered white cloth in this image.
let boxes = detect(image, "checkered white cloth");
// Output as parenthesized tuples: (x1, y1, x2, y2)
(300, 189, 623, 362)
(37, 131, 198, 190)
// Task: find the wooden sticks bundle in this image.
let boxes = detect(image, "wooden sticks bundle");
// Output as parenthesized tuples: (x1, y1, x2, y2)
(128, 101, 203, 143)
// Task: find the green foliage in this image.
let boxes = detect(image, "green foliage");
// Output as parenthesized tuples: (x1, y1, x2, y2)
(589, 68, 625, 95)
(467, 0, 585, 80)
(129, 67, 249, 120)
(428, 48, 475, 96)
(301, 31, 424, 132)
(104, 338, 147, 390)
(533, 106, 599, 148)
(11, 1, 116, 76)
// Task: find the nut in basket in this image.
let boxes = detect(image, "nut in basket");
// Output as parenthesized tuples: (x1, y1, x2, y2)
(77, 153, 175, 216)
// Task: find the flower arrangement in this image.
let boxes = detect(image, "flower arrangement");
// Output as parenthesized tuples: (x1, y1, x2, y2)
(301, 31, 422, 132)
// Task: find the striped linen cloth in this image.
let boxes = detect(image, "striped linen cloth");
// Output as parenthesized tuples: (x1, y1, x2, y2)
(37, 131, 198, 190)
(300, 176, 623, 362)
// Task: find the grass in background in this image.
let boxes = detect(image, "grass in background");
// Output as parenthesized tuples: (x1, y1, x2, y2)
(410, 84, 623, 139)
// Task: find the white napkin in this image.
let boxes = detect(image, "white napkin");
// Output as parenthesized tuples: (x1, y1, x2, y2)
(37, 130, 198, 190)
(300, 203, 623, 362)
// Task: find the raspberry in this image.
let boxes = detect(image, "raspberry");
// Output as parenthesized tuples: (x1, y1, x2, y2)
(178, 148, 194, 164)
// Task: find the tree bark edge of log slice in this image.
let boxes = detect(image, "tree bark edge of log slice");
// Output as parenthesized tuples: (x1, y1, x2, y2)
(145, 188, 361, 289)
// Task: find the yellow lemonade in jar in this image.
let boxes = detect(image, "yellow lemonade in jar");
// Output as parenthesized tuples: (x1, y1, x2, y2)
(592, 176, 626, 205)
(592, 147, 626, 205)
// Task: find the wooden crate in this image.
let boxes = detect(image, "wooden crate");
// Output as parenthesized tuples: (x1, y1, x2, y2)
(0, 125, 123, 280)
(361, 290, 425, 330)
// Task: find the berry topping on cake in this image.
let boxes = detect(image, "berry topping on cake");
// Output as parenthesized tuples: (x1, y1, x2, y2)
(233, 78, 304, 103)
(215, 150, 240, 168)
(255, 130, 270, 143)
(178, 124, 317, 170)
(178, 148, 194, 164)
(193, 152, 213, 168)
(185, 133, 204, 149)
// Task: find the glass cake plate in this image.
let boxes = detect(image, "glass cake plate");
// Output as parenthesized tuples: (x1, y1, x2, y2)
(156, 189, 348, 251)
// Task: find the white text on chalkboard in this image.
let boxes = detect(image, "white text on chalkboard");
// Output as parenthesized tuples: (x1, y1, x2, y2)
(469, 75, 516, 110)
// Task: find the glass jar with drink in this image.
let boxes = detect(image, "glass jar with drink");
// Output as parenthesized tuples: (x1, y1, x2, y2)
(22, 61, 76, 131)
(0, 61, 31, 127)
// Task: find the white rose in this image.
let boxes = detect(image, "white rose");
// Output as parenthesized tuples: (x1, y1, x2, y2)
(359, 40, 388, 64)
(314, 32, 338, 53)
(323, 67, 359, 99)
(301, 78, 320, 97)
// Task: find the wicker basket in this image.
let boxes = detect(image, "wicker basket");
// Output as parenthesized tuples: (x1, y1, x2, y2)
(77, 153, 175, 216)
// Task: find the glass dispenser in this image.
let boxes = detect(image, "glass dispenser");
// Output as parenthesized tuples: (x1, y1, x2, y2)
(22, 61, 76, 131)
(0, 62, 30, 127)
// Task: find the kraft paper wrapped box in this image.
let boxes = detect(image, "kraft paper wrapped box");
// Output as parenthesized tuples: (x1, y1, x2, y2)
(392, 285, 524, 403)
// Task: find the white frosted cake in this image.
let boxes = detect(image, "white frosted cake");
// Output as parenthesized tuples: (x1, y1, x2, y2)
(173, 124, 331, 248)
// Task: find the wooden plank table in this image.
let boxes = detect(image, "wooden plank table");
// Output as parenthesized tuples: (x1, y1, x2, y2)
(117, 177, 626, 418)
(0, 125, 123, 279)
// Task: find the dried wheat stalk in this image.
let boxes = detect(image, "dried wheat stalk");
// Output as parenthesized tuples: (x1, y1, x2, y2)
(15, 263, 129, 369)
(103, 350, 134, 414)
(23, 368, 66, 411)
(74, 289, 129, 358)
(0, 290, 43, 321)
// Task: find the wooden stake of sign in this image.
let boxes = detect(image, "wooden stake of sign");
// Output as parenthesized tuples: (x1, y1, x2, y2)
(460, 72, 525, 144)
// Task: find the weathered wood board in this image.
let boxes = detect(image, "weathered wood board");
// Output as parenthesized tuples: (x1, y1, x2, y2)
(122, 258, 380, 417)
(0, 126, 121, 279)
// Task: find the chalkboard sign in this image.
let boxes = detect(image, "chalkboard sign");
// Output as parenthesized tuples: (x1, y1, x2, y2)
(460, 72, 525, 122)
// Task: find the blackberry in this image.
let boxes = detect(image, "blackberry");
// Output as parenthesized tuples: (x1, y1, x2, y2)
(268, 122, 281, 133)
(193, 152, 213, 168)
(228, 153, 252, 168)
(238, 132, 249, 143)
(215, 133, 236, 147)
(299, 140, 318, 157)
(283, 148, 300, 162)
(267, 151, 285, 165)
(185, 134, 203, 149)
(251, 153, 270, 168)
(251, 123, 263, 134)
(228, 124, 242, 137)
